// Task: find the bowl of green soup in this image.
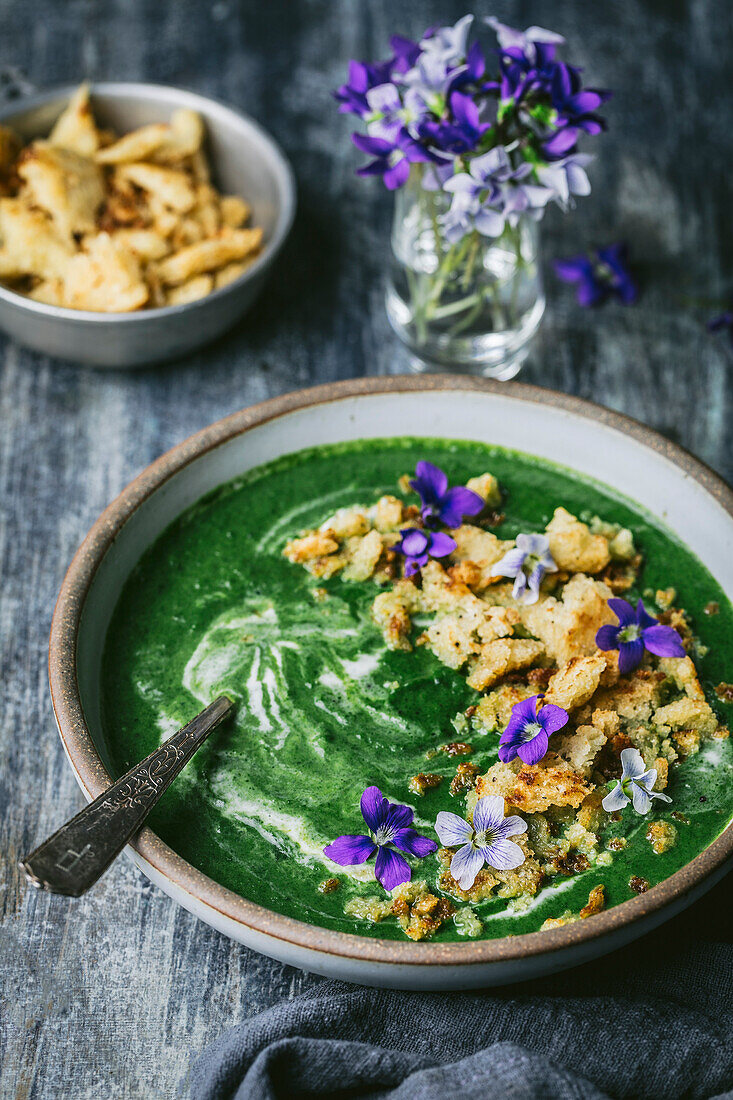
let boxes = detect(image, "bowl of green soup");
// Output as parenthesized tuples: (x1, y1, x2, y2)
(49, 376, 733, 988)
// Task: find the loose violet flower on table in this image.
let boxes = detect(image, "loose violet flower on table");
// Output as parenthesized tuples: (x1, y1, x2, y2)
(334, 14, 612, 367)
(498, 694, 569, 765)
(409, 460, 484, 528)
(596, 597, 685, 674)
(707, 310, 733, 347)
(394, 527, 456, 576)
(435, 795, 527, 889)
(554, 244, 638, 307)
(490, 533, 557, 604)
(602, 747, 672, 815)
(324, 786, 437, 892)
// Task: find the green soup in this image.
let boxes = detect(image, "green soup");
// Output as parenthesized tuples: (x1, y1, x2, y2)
(101, 438, 733, 940)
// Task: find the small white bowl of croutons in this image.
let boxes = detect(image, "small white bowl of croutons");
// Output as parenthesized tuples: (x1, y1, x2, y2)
(0, 82, 295, 367)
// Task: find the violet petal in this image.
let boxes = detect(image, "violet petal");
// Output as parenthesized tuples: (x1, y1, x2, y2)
(429, 531, 457, 558)
(537, 702, 569, 735)
(375, 846, 411, 891)
(391, 827, 438, 858)
(504, 695, 540, 735)
(414, 460, 448, 500)
(517, 728, 549, 765)
(440, 486, 484, 527)
(618, 638, 645, 674)
(602, 783, 629, 812)
(450, 843, 486, 890)
(497, 737, 520, 764)
(495, 814, 528, 840)
(400, 528, 429, 556)
(472, 794, 505, 835)
(635, 599, 658, 631)
(383, 800, 414, 834)
(608, 597, 636, 626)
(491, 547, 527, 579)
(323, 834, 376, 866)
(596, 623, 621, 651)
(360, 785, 387, 833)
(642, 624, 685, 658)
(630, 782, 652, 815)
(435, 810, 473, 848)
(480, 837, 525, 871)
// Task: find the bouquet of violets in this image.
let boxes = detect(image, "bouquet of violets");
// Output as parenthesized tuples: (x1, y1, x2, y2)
(335, 15, 611, 371)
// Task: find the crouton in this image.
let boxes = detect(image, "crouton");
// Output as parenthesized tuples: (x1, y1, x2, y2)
(450, 526, 513, 587)
(466, 638, 545, 691)
(553, 724, 607, 777)
(653, 695, 718, 740)
(283, 532, 339, 563)
(343, 529, 383, 581)
(477, 753, 592, 814)
(546, 507, 611, 574)
(544, 652, 608, 711)
(522, 574, 615, 666)
(466, 472, 502, 507)
(371, 495, 404, 532)
(579, 884, 606, 918)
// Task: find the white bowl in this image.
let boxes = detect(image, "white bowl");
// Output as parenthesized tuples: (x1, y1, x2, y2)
(49, 377, 733, 987)
(0, 83, 295, 367)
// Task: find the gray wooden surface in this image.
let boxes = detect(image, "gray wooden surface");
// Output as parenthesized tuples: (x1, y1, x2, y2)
(0, 1, 731, 1097)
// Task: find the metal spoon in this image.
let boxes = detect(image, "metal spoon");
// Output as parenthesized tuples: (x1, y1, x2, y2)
(19, 695, 234, 897)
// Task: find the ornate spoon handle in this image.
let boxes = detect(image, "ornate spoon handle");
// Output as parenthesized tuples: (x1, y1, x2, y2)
(20, 695, 234, 897)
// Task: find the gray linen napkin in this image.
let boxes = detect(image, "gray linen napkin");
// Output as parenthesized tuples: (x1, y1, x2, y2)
(189, 875, 733, 1100)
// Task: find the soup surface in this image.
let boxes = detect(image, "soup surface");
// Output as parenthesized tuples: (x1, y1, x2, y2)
(101, 437, 733, 940)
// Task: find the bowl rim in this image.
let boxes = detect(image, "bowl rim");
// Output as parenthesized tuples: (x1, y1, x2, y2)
(0, 81, 296, 323)
(48, 375, 733, 966)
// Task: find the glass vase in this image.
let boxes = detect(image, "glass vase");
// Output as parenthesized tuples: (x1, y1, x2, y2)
(385, 167, 545, 378)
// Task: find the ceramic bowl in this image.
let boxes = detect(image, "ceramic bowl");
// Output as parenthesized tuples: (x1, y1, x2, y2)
(49, 377, 733, 988)
(0, 83, 295, 368)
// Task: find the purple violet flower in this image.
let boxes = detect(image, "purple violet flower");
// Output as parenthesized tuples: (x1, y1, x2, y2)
(602, 747, 672, 815)
(708, 311, 733, 346)
(395, 527, 457, 577)
(334, 58, 395, 117)
(409, 460, 484, 528)
(417, 90, 491, 155)
(486, 18, 566, 65)
(536, 153, 592, 206)
(324, 785, 437, 892)
(548, 62, 611, 135)
(490, 533, 557, 604)
(435, 795, 527, 889)
(447, 40, 488, 96)
(596, 598, 685, 674)
(419, 14, 474, 69)
(443, 148, 553, 241)
(390, 34, 421, 74)
(498, 695, 569, 765)
(554, 244, 638, 307)
(365, 82, 405, 143)
(352, 129, 431, 190)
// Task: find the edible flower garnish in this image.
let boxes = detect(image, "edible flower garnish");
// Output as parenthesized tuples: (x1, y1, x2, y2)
(435, 795, 527, 889)
(595, 598, 685, 674)
(490, 533, 557, 604)
(602, 747, 672, 815)
(498, 694, 569, 765)
(395, 527, 456, 576)
(409, 460, 484, 528)
(324, 786, 437, 892)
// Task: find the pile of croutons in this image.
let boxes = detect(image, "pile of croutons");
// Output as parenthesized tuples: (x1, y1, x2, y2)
(0, 84, 262, 311)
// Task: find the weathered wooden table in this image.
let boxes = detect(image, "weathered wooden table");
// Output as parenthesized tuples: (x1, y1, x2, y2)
(1, 1, 731, 1095)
